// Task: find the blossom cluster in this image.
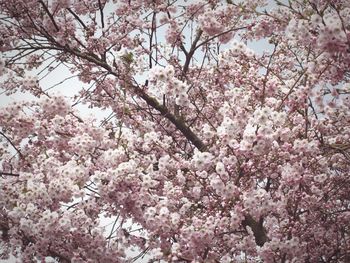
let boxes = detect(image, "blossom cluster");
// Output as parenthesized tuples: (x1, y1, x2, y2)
(1, 0, 350, 262)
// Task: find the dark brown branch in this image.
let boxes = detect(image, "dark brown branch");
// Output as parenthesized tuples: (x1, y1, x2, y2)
(177, 30, 203, 124)
(133, 84, 207, 152)
(242, 215, 268, 246)
(182, 30, 203, 76)
(98, 0, 105, 29)
(67, 8, 87, 30)
(0, 131, 23, 158)
(0, 171, 20, 177)
(194, 26, 248, 56)
(0, 220, 10, 242)
(179, 44, 188, 56)
(73, 36, 87, 50)
(68, 48, 113, 72)
(278, 69, 307, 110)
(149, 12, 156, 68)
(38, 0, 60, 32)
(261, 43, 278, 105)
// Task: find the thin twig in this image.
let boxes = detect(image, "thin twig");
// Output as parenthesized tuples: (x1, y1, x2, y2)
(0, 131, 23, 158)
(0, 171, 20, 177)
(67, 8, 87, 29)
(38, 0, 60, 32)
(98, 0, 105, 29)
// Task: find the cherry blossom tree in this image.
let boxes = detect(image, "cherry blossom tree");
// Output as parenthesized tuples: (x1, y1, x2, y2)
(1, 0, 350, 262)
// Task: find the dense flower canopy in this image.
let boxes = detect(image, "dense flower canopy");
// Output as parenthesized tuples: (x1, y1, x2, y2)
(0, 0, 350, 262)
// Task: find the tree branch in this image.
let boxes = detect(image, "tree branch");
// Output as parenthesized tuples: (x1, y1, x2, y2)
(133, 83, 207, 152)
(242, 215, 268, 246)
(0, 171, 20, 177)
(182, 29, 203, 76)
(0, 131, 23, 158)
(195, 26, 247, 52)
(67, 8, 87, 30)
(38, 0, 60, 32)
(98, 0, 105, 29)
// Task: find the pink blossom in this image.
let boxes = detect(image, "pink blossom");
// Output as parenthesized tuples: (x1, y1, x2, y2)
(0, 1, 349, 262)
